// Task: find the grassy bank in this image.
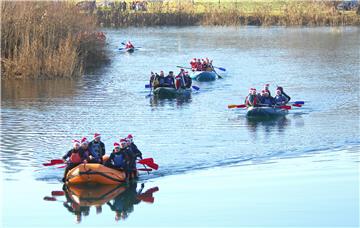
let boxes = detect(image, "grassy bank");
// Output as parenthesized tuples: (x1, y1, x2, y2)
(96, 0, 360, 27)
(1, 1, 108, 80)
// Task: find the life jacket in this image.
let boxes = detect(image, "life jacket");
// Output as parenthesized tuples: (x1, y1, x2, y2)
(246, 95, 258, 106)
(113, 153, 124, 167)
(70, 150, 82, 164)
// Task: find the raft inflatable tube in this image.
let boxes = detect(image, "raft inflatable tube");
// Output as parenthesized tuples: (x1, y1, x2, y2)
(66, 163, 128, 185)
(190, 71, 217, 81)
(246, 106, 288, 118)
(153, 87, 191, 98)
(64, 184, 126, 207)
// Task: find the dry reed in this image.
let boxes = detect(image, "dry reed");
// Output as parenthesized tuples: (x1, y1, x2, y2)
(1, 1, 108, 79)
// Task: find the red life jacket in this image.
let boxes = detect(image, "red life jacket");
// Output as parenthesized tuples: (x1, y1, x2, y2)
(175, 77, 181, 89)
(70, 151, 81, 164)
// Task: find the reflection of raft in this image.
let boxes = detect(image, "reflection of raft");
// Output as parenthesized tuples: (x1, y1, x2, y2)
(64, 184, 126, 207)
(190, 71, 217, 81)
(66, 163, 137, 185)
(246, 106, 288, 118)
(153, 87, 191, 98)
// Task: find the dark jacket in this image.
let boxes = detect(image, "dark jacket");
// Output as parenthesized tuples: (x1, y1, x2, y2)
(62, 148, 86, 164)
(259, 96, 274, 106)
(164, 75, 175, 88)
(184, 75, 192, 88)
(89, 140, 106, 158)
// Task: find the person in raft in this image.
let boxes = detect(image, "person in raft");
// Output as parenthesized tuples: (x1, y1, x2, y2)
(105, 140, 131, 178)
(276, 86, 291, 103)
(263, 84, 271, 96)
(175, 69, 186, 89)
(163, 71, 175, 88)
(89, 133, 106, 163)
(245, 88, 259, 107)
(125, 134, 143, 173)
(62, 140, 87, 182)
(125, 41, 134, 49)
(274, 89, 289, 106)
(259, 90, 274, 106)
(183, 71, 192, 89)
(80, 137, 101, 163)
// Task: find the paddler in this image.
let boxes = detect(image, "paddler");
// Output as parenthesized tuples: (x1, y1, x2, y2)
(89, 133, 106, 163)
(245, 88, 259, 107)
(62, 140, 87, 182)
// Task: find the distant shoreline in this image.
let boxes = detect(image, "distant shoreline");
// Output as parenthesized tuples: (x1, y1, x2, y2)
(95, 1, 360, 27)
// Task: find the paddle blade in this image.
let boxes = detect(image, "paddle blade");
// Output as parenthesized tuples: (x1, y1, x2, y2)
(228, 104, 246, 109)
(44, 196, 56, 201)
(145, 84, 151, 89)
(144, 187, 159, 195)
(51, 191, 65, 196)
(50, 159, 64, 165)
(294, 101, 304, 105)
(215, 66, 226, 72)
(57, 165, 66, 169)
(138, 158, 154, 163)
(138, 160, 158, 170)
(292, 104, 302, 107)
(42, 163, 53, 166)
(192, 86, 200, 91)
(137, 195, 154, 203)
(279, 105, 291, 110)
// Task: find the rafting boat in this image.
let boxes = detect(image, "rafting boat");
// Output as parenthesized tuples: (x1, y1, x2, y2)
(153, 87, 191, 98)
(246, 106, 288, 118)
(189, 71, 217, 82)
(63, 184, 126, 206)
(65, 163, 138, 185)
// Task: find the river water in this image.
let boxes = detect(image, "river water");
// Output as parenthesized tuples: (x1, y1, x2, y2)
(1, 26, 359, 227)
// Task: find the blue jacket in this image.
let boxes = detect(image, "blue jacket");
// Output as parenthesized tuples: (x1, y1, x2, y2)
(274, 95, 288, 105)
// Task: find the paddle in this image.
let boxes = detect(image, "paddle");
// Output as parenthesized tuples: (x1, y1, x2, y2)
(290, 101, 304, 105)
(138, 158, 154, 163)
(137, 160, 159, 170)
(176, 66, 192, 70)
(213, 66, 226, 72)
(228, 104, 246, 109)
(43, 196, 66, 203)
(212, 68, 223, 79)
(52, 191, 65, 196)
(292, 103, 302, 107)
(276, 105, 291, 110)
(42, 159, 64, 166)
(137, 168, 153, 172)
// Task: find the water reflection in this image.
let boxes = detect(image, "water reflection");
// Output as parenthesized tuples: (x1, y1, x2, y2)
(1, 79, 77, 104)
(246, 117, 290, 134)
(44, 182, 159, 223)
(149, 95, 192, 107)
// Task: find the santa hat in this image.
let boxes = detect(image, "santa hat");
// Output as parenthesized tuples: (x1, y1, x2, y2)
(94, 133, 101, 139)
(264, 84, 269, 87)
(72, 140, 80, 147)
(120, 139, 127, 144)
(127, 134, 133, 139)
(81, 137, 88, 144)
(114, 142, 120, 148)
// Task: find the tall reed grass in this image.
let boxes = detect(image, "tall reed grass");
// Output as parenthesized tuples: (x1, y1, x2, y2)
(96, 1, 360, 27)
(1, 1, 108, 79)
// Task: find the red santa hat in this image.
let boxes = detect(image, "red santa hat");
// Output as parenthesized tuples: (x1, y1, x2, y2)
(81, 137, 88, 144)
(114, 142, 120, 148)
(72, 140, 80, 147)
(94, 133, 101, 139)
(127, 134, 133, 139)
(120, 139, 127, 144)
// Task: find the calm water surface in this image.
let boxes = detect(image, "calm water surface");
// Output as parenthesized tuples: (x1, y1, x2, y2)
(1, 26, 359, 226)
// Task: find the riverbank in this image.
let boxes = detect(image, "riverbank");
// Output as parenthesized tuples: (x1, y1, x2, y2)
(96, 0, 360, 27)
(1, 1, 109, 80)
